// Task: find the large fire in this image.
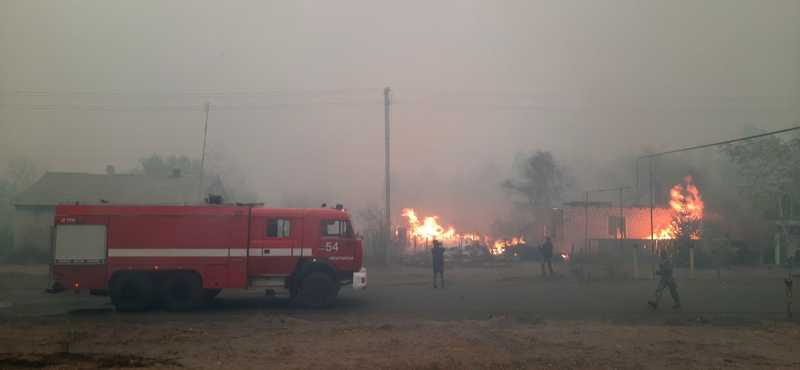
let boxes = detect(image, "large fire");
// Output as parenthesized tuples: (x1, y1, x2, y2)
(401, 208, 519, 255)
(652, 175, 704, 240)
(491, 238, 526, 256)
(401, 208, 480, 244)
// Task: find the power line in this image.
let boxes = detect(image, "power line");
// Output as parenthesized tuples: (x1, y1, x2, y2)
(324, 105, 382, 151)
(0, 103, 202, 111)
(586, 125, 800, 195)
(394, 87, 800, 101)
(0, 88, 382, 98)
(393, 88, 578, 99)
(3, 87, 796, 102)
(396, 100, 583, 111)
(211, 101, 382, 110)
(396, 100, 799, 112)
(637, 126, 800, 158)
(0, 100, 382, 111)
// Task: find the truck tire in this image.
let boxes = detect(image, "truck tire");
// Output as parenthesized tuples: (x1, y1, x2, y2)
(110, 273, 155, 312)
(299, 271, 339, 309)
(160, 272, 204, 311)
(203, 289, 222, 300)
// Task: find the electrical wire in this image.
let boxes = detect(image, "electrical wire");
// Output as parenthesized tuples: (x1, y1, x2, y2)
(394, 87, 800, 101)
(396, 100, 798, 112)
(0, 88, 382, 98)
(0, 100, 382, 111)
(324, 105, 382, 151)
(0, 103, 202, 111)
(211, 101, 382, 110)
(393, 88, 580, 99)
(585, 125, 800, 196)
(396, 100, 583, 111)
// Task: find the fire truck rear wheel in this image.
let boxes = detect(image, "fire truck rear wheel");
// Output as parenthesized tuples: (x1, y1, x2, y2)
(110, 273, 156, 312)
(299, 271, 339, 309)
(160, 272, 204, 311)
(203, 289, 222, 300)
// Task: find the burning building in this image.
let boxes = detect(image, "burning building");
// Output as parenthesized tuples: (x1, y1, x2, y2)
(399, 207, 563, 257)
(562, 176, 706, 254)
(399, 208, 482, 252)
(398, 176, 707, 260)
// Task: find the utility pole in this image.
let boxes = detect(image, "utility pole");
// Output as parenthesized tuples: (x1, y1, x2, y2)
(384, 87, 392, 263)
(649, 156, 655, 278)
(198, 102, 210, 203)
(584, 192, 589, 253)
(619, 187, 624, 268)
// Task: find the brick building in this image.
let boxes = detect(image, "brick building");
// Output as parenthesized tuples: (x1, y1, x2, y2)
(562, 202, 672, 253)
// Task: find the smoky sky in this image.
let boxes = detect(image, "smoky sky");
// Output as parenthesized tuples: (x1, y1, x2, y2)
(1, 0, 799, 229)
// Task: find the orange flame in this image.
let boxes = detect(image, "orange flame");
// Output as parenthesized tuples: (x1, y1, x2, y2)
(652, 175, 704, 240)
(401, 208, 481, 244)
(490, 237, 525, 255)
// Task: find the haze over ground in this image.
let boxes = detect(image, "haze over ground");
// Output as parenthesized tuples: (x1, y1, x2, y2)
(1, 1, 798, 230)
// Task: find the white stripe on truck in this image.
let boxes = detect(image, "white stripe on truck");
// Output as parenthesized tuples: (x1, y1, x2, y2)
(108, 249, 230, 257)
(107, 248, 314, 258)
(230, 249, 247, 257)
(247, 248, 313, 257)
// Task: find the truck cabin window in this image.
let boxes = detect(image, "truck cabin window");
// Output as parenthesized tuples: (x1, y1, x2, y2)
(322, 220, 349, 238)
(267, 219, 291, 238)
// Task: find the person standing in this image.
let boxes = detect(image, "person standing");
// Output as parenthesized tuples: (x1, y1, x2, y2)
(648, 250, 681, 308)
(540, 237, 554, 276)
(431, 238, 445, 289)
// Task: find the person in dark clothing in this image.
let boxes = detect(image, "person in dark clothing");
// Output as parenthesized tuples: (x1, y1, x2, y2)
(648, 250, 681, 308)
(540, 237, 554, 275)
(431, 238, 445, 289)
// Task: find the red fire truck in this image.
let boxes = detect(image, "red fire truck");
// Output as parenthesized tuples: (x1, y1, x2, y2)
(48, 203, 367, 311)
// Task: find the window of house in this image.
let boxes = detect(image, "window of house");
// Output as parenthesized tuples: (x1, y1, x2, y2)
(267, 219, 291, 238)
(608, 216, 626, 238)
(322, 220, 349, 238)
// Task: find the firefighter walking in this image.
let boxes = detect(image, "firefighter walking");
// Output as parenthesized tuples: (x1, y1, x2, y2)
(648, 250, 681, 308)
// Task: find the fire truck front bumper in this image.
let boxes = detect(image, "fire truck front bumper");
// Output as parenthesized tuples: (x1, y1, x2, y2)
(352, 267, 367, 289)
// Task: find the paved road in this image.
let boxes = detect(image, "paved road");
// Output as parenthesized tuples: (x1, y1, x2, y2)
(1, 274, 790, 322)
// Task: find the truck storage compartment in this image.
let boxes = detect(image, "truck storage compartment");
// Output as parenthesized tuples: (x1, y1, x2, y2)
(54, 225, 107, 264)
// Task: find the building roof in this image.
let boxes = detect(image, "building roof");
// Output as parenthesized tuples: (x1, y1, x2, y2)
(13, 172, 228, 206)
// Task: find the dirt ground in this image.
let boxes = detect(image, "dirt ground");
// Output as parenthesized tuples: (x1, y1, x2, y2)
(1, 263, 799, 370)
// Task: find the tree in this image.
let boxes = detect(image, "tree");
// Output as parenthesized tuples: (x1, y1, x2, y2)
(5, 156, 46, 196)
(724, 135, 800, 255)
(204, 148, 257, 202)
(129, 154, 201, 177)
(0, 177, 14, 253)
(502, 150, 570, 210)
(130, 152, 256, 202)
(2, 157, 46, 256)
(357, 202, 395, 265)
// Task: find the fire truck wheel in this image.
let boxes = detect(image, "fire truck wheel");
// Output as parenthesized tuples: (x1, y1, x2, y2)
(203, 289, 222, 300)
(110, 273, 156, 312)
(160, 272, 204, 311)
(299, 271, 339, 309)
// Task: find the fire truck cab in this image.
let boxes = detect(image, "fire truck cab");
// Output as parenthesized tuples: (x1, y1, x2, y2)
(49, 204, 366, 311)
